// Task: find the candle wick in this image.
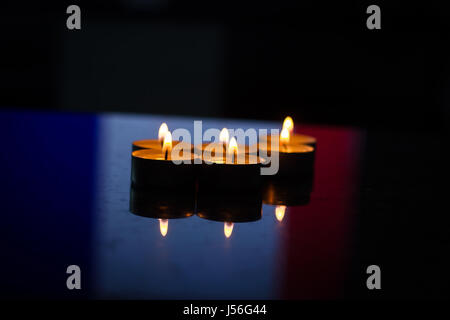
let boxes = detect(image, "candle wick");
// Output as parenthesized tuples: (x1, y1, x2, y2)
(165, 148, 168, 160)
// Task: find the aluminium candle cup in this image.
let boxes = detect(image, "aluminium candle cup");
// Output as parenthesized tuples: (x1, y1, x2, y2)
(132, 139, 192, 151)
(259, 133, 317, 148)
(129, 187, 194, 219)
(196, 191, 262, 223)
(262, 173, 314, 206)
(197, 152, 264, 193)
(257, 144, 315, 179)
(131, 148, 197, 189)
(196, 142, 262, 191)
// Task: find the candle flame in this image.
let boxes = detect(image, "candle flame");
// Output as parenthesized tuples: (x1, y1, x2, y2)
(159, 219, 168, 237)
(219, 128, 230, 145)
(227, 137, 238, 163)
(283, 116, 294, 133)
(228, 137, 238, 155)
(280, 127, 290, 145)
(275, 205, 286, 222)
(162, 131, 172, 157)
(158, 123, 169, 142)
(224, 222, 234, 238)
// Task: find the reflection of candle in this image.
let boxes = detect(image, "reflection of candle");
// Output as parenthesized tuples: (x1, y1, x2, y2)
(159, 219, 168, 237)
(129, 186, 195, 219)
(196, 191, 262, 223)
(275, 205, 286, 222)
(132, 123, 193, 151)
(262, 175, 313, 206)
(224, 222, 234, 238)
(129, 186, 194, 238)
(131, 135, 197, 189)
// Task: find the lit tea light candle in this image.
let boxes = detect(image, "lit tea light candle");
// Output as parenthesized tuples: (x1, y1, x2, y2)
(197, 140, 263, 228)
(259, 116, 317, 148)
(197, 128, 254, 160)
(283, 115, 316, 146)
(197, 137, 264, 193)
(129, 186, 195, 219)
(132, 122, 193, 151)
(259, 128, 315, 179)
(131, 132, 197, 189)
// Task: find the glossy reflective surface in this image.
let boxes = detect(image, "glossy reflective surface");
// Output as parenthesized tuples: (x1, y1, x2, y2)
(0, 110, 363, 299)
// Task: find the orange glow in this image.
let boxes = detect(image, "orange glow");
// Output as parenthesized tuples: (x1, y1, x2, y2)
(219, 128, 230, 145)
(275, 205, 286, 222)
(224, 222, 234, 238)
(158, 123, 169, 142)
(159, 219, 168, 237)
(280, 127, 290, 146)
(162, 131, 172, 158)
(282, 116, 294, 133)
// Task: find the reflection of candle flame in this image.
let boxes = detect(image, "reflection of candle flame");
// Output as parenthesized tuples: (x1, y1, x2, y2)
(159, 219, 168, 237)
(228, 137, 238, 163)
(275, 205, 286, 222)
(224, 222, 234, 238)
(158, 123, 169, 142)
(282, 116, 294, 133)
(219, 128, 230, 145)
(162, 132, 172, 159)
(280, 127, 290, 148)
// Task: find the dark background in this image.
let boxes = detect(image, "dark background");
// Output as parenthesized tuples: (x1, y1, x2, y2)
(1, 1, 450, 299)
(2, 1, 450, 129)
